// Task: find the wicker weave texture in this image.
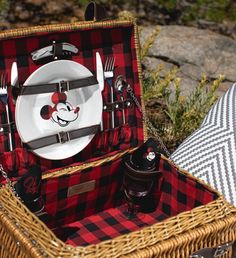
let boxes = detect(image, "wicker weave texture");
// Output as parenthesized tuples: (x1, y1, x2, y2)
(0, 177, 236, 257)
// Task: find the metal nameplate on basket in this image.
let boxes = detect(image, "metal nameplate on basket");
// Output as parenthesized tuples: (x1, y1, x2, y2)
(67, 180, 96, 197)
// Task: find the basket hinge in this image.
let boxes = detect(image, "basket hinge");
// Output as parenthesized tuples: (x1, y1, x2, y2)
(189, 241, 233, 258)
(214, 242, 233, 257)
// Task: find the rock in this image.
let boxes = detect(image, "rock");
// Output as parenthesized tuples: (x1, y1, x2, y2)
(140, 25, 236, 95)
(0, 20, 10, 29)
(73, 8, 85, 20)
(198, 19, 236, 41)
(43, 1, 65, 15)
(142, 57, 176, 76)
(18, 10, 31, 21)
(25, 0, 47, 5)
(0, 0, 85, 30)
(217, 81, 234, 97)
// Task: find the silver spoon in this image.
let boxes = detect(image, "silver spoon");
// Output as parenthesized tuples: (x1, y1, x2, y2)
(115, 75, 127, 125)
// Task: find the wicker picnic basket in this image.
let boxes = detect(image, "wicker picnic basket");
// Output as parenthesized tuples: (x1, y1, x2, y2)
(0, 157, 236, 258)
(0, 7, 236, 258)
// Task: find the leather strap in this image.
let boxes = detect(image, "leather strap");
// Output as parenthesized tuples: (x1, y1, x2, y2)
(84, 2, 107, 21)
(0, 122, 16, 133)
(53, 42, 64, 58)
(24, 124, 99, 150)
(19, 76, 98, 96)
(103, 99, 133, 112)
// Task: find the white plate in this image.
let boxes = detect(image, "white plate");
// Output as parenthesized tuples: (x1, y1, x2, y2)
(15, 60, 102, 160)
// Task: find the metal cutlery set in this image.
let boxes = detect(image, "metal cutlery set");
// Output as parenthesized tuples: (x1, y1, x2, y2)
(96, 52, 131, 131)
(104, 57, 116, 129)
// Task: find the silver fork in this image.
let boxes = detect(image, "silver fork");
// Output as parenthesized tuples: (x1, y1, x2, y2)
(104, 57, 115, 129)
(0, 73, 13, 151)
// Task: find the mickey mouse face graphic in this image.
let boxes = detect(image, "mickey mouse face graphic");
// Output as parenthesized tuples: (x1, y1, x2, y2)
(143, 147, 156, 162)
(40, 92, 80, 127)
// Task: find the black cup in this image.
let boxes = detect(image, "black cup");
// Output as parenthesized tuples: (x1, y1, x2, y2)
(123, 138, 162, 217)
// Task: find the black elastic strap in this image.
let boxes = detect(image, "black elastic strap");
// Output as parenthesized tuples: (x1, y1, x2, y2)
(0, 122, 16, 133)
(19, 76, 98, 96)
(53, 42, 63, 58)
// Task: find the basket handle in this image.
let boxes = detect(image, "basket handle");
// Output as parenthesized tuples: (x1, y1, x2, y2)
(84, 2, 107, 22)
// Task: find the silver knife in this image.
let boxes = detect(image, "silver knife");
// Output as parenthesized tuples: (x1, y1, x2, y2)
(11, 62, 18, 87)
(31, 43, 78, 61)
(11, 61, 20, 105)
(96, 52, 104, 131)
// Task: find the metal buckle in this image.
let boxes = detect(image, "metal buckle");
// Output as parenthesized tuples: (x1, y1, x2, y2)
(58, 80, 70, 92)
(57, 131, 70, 144)
(214, 242, 233, 257)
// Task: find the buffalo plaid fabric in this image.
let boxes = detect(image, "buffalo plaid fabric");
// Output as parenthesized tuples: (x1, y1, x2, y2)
(41, 155, 125, 227)
(41, 157, 217, 246)
(158, 159, 218, 217)
(92, 124, 132, 154)
(63, 205, 169, 246)
(0, 24, 143, 181)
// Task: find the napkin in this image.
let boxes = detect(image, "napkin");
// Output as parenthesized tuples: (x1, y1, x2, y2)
(14, 165, 44, 214)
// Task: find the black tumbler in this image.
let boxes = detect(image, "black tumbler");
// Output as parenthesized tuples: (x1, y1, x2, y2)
(123, 138, 162, 218)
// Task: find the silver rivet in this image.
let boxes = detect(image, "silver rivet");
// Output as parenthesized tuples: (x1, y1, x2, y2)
(31, 240, 37, 245)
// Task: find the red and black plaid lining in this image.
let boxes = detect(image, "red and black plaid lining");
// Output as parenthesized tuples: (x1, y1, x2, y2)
(42, 157, 217, 246)
(42, 155, 126, 227)
(158, 159, 218, 217)
(0, 24, 143, 180)
(63, 205, 169, 246)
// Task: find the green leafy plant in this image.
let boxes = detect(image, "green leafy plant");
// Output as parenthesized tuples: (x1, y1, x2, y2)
(180, 0, 236, 23)
(73, 0, 89, 7)
(143, 66, 224, 152)
(141, 27, 224, 152)
(140, 26, 160, 61)
(0, 0, 10, 14)
(155, 0, 178, 11)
